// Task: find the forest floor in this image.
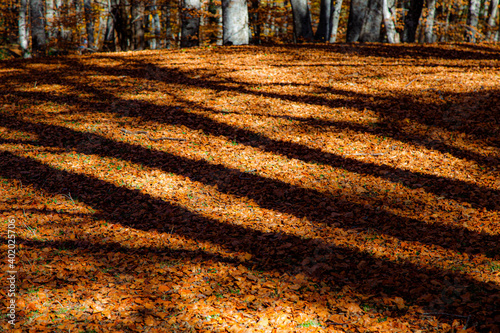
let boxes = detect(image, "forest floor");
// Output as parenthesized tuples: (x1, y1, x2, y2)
(0, 43, 499, 333)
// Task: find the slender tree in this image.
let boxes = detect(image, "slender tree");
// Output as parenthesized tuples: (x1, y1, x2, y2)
(465, 0, 480, 42)
(147, 0, 161, 49)
(250, 0, 262, 44)
(84, 0, 95, 49)
(46, 0, 56, 40)
(382, 0, 397, 42)
(486, 0, 499, 41)
(402, 0, 424, 42)
(222, 0, 250, 45)
(19, 0, 30, 58)
(346, 0, 367, 42)
(181, 0, 201, 47)
(31, 0, 47, 56)
(289, 0, 313, 42)
(132, 0, 145, 49)
(424, 0, 436, 43)
(329, 0, 343, 42)
(315, 0, 334, 42)
(346, 0, 383, 42)
(359, 0, 382, 41)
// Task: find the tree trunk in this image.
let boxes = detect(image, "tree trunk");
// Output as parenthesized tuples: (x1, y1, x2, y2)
(19, 0, 30, 58)
(147, 1, 161, 49)
(465, 0, 480, 42)
(382, 0, 397, 42)
(424, 0, 436, 43)
(46, 0, 56, 41)
(115, 0, 132, 51)
(104, 0, 116, 51)
(222, 0, 250, 45)
(132, 0, 145, 49)
(329, 0, 343, 42)
(346, 0, 367, 42)
(181, 0, 201, 47)
(250, 0, 262, 44)
(84, 0, 95, 49)
(346, 0, 383, 43)
(486, 0, 499, 41)
(289, 0, 313, 42)
(402, 0, 424, 42)
(31, 0, 47, 56)
(315, 0, 333, 42)
(163, 0, 173, 48)
(359, 0, 382, 42)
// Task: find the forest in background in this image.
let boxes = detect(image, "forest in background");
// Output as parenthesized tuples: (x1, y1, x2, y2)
(0, 0, 499, 59)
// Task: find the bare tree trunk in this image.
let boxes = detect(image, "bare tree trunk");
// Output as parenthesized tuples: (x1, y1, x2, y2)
(19, 0, 30, 58)
(95, 1, 108, 50)
(84, 0, 95, 49)
(31, 0, 47, 56)
(132, 0, 145, 49)
(115, 0, 132, 51)
(46, 0, 56, 41)
(250, 0, 261, 44)
(383, 0, 397, 42)
(465, 0, 480, 42)
(147, 0, 161, 49)
(289, 0, 313, 42)
(329, 0, 342, 42)
(181, 0, 201, 46)
(104, 0, 116, 51)
(486, 0, 499, 41)
(163, 0, 173, 48)
(424, 0, 436, 43)
(439, 3, 450, 42)
(315, 0, 333, 41)
(402, 0, 424, 42)
(222, 0, 250, 45)
(346, 0, 366, 42)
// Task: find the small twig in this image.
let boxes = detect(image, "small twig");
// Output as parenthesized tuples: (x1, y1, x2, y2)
(405, 78, 418, 87)
(62, 192, 76, 205)
(422, 312, 469, 318)
(22, 209, 37, 236)
(325, 321, 347, 326)
(349, 152, 386, 156)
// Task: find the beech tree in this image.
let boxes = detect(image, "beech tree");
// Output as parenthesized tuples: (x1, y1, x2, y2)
(346, 0, 383, 42)
(31, 0, 47, 56)
(382, 0, 397, 43)
(465, 0, 480, 42)
(290, 0, 313, 42)
(329, 0, 342, 42)
(402, 0, 424, 42)
(181, 0, 201, 47)
(19, 0, 30, 58)
(315, 0, 334, 42)
(486, 0, 499, 41)
(222, 0, 250, 45)
(84, 0, 95, 49)
(424, 0, 437, 43)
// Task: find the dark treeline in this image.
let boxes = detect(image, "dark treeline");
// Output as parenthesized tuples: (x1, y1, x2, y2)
(0, 0, 499, 58)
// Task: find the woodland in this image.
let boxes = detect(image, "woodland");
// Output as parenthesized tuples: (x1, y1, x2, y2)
(0, 0, 500, 333)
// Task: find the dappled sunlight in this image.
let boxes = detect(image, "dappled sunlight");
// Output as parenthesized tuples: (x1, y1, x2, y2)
(1, 44, 499, 332)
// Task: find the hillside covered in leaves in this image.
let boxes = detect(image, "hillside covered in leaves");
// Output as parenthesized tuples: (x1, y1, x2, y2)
(0, 43, 499, 332)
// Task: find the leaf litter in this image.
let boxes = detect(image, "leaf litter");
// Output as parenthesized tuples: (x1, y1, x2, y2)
(0, 43, 499, 332)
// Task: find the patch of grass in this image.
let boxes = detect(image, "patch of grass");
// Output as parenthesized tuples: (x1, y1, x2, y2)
(297, 319, 322, 328)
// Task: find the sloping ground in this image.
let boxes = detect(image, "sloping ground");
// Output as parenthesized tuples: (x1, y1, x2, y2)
(0, 43, 499, 332)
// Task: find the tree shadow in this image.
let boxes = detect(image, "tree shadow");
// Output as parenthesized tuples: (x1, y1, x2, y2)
(1, 149, 498, 328)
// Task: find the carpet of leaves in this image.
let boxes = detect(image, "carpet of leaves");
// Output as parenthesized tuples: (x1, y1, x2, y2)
(0, 43, 499, 333)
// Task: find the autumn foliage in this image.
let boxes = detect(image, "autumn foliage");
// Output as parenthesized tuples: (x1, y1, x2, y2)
(0, 43, 499, 332)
